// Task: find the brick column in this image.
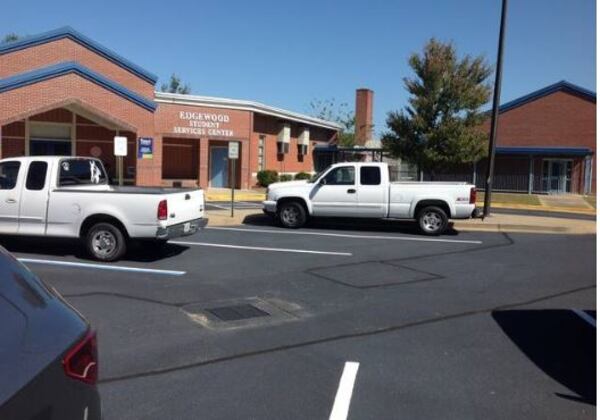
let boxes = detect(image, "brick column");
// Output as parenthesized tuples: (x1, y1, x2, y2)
(199, 137, 209, 189)
(240, 138, 250, 189)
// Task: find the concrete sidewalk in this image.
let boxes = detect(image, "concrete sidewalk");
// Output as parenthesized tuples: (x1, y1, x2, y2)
(205, 208, 596, 235)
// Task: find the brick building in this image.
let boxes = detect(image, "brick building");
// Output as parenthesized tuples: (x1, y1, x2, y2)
(429, 81, 596, 194)
(0, 27, 340, 188)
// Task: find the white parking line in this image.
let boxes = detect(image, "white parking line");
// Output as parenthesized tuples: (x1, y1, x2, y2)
(572, 309, 596, 328)
(329, 361, 360, 420)
(18, 258, 186, 276)
(207, 226, 483, 244)
(170, 241, 352, 256)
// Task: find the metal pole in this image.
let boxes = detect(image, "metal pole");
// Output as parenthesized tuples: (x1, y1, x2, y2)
(230, 160, 235, 218)
(483, 0, 508, 218)
(118, 156, 123, 186)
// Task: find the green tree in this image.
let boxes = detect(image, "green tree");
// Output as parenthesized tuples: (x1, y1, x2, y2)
(310, 98, 356, 147)
(2, 33, 20, 43)
(382, 39, 492, 174)
(160, 73, 191, 94)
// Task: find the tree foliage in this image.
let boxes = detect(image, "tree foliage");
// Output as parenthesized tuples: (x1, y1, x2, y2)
(310, 98, 356, 147)
(160, 73, 191, 94)
(2, 33, 20, 44)
(382, 39, 492, 172)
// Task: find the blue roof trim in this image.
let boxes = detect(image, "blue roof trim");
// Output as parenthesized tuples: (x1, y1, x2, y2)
(0, 26, 158, 84)
(497, 146, 593, 156)
(496, 80, 596, 114)
(0, 62, 156, 112)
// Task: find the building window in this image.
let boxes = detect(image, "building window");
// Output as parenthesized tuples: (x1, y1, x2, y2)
(258, 135, 266, 170)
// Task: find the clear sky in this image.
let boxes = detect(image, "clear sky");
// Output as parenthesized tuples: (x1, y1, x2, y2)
(1, 0, 595, 136)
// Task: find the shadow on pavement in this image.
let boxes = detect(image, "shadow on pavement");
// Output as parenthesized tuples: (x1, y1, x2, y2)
(242, 213, 460, 236)
(492, 309, 596, 405)
(0, 236, 189, 263)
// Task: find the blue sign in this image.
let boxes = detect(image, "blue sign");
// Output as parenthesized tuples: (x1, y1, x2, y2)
(138, 137, 153, 159)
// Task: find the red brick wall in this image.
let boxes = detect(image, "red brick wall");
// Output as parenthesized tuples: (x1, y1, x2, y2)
(0, 73, 158, 185)
(251, 114, 335, 184)
(482, 90, 596, 193)
(0, 38, 155, 99)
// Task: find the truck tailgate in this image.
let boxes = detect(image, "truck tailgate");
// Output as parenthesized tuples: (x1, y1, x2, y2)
(164, 189, 204, 226)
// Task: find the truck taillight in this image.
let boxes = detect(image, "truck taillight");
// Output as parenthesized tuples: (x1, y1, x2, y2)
(63, 330, 98, 385)
(158, 199, 168, 220)
(470, 187, 477, 204)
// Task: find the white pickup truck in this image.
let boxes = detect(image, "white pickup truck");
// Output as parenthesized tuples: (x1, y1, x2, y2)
(263, 162, 479, 235)
(0, 156, 206, 261)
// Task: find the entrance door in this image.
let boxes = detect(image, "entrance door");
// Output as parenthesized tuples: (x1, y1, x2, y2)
(543, 160, 572, 194)
(210, 147, 229, 188)
(30, 139, 72, 156)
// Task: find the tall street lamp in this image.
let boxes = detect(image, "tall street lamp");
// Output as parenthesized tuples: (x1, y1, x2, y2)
(483, 0, 508, 218)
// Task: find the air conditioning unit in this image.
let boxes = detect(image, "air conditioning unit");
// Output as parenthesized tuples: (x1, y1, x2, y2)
(298, 127, 310, 155)
(277, 123, 291, 154)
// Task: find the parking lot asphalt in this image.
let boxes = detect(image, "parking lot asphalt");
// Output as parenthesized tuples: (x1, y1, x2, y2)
(7, 220, 596, 419)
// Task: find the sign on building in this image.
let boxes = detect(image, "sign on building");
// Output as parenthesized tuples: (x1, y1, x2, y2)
(138, 137, 153, 159)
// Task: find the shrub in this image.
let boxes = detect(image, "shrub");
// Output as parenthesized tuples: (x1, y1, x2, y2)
(294, 172, 311, 180)
(257, 170, 279, 187)
(279, 174, 293, 182)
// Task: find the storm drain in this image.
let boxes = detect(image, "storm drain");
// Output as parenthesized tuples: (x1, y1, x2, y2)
(182, 297, 304, 330)
(207, 304, 269, 321)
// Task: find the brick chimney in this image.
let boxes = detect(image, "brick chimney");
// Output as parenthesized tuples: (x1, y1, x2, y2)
(355, 88, 374, 146)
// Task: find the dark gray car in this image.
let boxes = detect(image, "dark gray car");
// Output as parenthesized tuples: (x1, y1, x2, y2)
(0, 247, 101, 419)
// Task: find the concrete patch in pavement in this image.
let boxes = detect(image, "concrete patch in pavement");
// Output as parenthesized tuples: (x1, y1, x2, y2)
(308, 261, 441, 289)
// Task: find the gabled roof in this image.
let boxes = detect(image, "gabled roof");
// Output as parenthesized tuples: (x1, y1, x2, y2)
(498, 80, 596, 113)
(154, 92, 342, 130)
(0, 61, 156, 112)
(0, 26, 158, 84)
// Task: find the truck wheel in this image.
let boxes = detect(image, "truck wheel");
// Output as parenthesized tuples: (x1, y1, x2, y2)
(417, 206, 448, 236)
(86, 222, 127, 261)
(278, 201, 307, 229)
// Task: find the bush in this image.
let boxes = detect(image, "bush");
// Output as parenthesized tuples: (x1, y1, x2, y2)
(294, 172, 311, 180)
(257, 170, 279, 187)
(279, 174, 293, 182)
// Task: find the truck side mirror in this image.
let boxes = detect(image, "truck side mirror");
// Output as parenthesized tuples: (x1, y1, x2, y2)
(319, 178, 327, 186)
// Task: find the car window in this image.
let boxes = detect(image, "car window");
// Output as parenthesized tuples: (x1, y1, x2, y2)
(26, 161, 48, 191)
(59, 159, 107, 186)
(360, 166, 381, 185)
(0, 162, 20, 190)
(324, 166, 355, 185)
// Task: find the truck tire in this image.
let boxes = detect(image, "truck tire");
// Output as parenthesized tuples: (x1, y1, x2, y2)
(278, 201, 307, 229)
(417, 206, 448, 236)
(86, 222, 127, 261)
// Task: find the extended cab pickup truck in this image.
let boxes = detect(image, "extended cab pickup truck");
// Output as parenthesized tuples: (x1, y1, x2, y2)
(0, 156, 206, 261)
(263, 162, 479, 235)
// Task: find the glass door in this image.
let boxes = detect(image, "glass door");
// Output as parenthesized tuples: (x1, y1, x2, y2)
(543, 159, 572, 194)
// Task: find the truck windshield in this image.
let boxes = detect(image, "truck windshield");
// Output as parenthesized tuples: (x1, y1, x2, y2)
(59, 159, 108, 186)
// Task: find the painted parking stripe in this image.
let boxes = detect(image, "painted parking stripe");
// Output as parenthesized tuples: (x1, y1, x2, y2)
(170, 241, 352, 256)
(329, 361, 360, 420)
(207, 226, 483, 244)
(18, 258, 186, 276)
(572, 309, 596, 328)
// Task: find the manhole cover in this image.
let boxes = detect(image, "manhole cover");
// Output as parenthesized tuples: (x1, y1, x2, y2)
(207, 304, 270, 321)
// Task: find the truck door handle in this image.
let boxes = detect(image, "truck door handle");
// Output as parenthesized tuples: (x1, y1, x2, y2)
(5, 198, 16, 204)
(347, 189, 356, 194)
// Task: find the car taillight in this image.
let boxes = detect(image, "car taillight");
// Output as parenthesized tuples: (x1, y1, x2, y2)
(469, 187, 477, 204)
(158, 199, 168, 220)
(63, 330, 98, 385)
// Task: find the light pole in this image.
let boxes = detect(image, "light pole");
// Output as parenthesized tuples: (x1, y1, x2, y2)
(483, 0, 508, 218)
